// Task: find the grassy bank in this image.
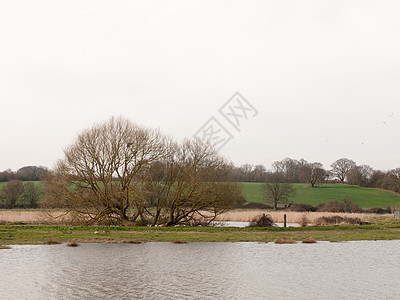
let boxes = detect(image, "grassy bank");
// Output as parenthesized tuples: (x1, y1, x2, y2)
(1, 218, 400, 245)
(242, 183, 400, 208)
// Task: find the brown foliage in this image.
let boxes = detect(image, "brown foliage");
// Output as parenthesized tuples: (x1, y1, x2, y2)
(314, 215, 363, 225)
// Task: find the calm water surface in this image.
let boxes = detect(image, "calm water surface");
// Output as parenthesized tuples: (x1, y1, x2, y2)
(1, 241, 400, 300)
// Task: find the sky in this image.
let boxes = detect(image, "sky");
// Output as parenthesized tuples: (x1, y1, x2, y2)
(1, 0, 400, 171)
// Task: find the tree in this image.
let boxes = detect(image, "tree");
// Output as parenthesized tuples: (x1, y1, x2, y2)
(43, 117, 243, 226)
(300, 162, 326, 187)
(16, 166, 49, 181)
(330, 158, 356, 183)
(1, 180, 24, 208)
(273, 158, 302, 183)
(43, 117, 169, 224)
(382, 168, 400, 193)
(22, 182, 41, 208)
(261, 172, 296, 210)
(138, 139, 244, 226)
(347, 164, 374, 187)
(251, 164, 267, 182)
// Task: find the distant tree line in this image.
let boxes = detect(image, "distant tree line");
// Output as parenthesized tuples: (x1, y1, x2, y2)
(0, 166, 49, 182)
(0, 180, 42, 209)
(233, 157, 400, 195)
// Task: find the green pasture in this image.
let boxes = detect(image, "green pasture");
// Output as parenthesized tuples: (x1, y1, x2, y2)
(242, 182, 400, 208)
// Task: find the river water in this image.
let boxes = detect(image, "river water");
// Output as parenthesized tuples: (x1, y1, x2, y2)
(1, 241, 399, 300)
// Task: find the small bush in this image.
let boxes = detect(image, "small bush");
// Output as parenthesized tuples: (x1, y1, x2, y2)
(286, 203, 316, 212)
(363, 207, 391, 214)
(274, 237, 296, 244)
(45, 240, 61, 245)
(124, 239, 142, 244)
(241, 202, 273, 210)
(173, 239, 188, 244)
(302, 236, 316, 244)
(299, 214, 310, 227)
(314, 215, 362, 226)
(249, 213, 274, 227)
(316, 198, 362, 213)
(66, 241, 79, 247)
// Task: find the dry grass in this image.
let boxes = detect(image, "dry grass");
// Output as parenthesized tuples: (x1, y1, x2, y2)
(0, 210, 74, 224)
(274, 237, 296, 244)
(213, 210, 385, 225)
(0, 209, 390, 226)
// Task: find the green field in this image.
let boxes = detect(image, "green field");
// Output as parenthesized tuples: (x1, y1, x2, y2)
(242, 183, 400, 208)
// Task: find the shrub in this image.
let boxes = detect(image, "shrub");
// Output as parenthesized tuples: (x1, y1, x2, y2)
(124, 239, 142, 244)
(249, 213, 274, 227)
(45, 240, 61, 245)
(274, 237, 296, 244)
(172, 239, 188, 244)
(314, 215, 362, 226)
(363, 207, 391, 214)
(66, 241, 79, 247)
(299, 214, 310, 227)
(302, 236, 316, 243)
(286, 203, 316, 212)
(241, 202, 273, 210)
(316, 198, 361, 213)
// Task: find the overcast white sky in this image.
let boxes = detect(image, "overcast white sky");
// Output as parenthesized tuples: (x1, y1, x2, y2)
(1, 0, 399, 171)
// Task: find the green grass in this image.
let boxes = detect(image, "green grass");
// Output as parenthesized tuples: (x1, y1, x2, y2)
(242, 183, 400, 208)
(1, 218, 400, 244)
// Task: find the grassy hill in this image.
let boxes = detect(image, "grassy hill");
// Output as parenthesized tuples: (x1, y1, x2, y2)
(242, 182, 400, 208)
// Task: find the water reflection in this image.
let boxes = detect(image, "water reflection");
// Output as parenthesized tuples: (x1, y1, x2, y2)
(1, 241, 400, 299)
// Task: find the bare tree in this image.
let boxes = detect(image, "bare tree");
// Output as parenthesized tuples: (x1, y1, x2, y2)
(330, 158, 356, 183)
(347, 164, 374, 187)
(43, 117, 169, 224)
(382, 168, 400, 193)
(300, 162, 326, 187)
(1, 180, 24, 208)
(140, 139, 244, 226)
(261, 172, 296, 210)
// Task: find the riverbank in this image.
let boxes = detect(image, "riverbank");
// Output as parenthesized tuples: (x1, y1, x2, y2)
(1, 218, 400, 245)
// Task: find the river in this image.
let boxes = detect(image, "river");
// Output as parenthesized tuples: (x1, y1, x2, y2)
(1, 241, 399, 299)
